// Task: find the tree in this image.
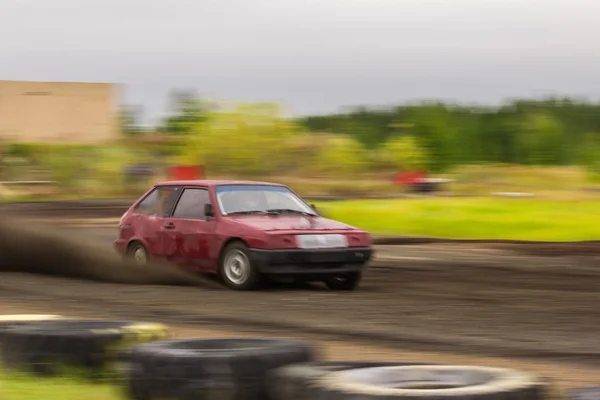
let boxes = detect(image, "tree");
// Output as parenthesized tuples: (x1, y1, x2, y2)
(381, 135, 428, 171)
(579, 132, 600, 176)
(157, 89, 212, 136)
(516, 112, 566, 165)
(119, 105, 145, 136)
(308, 134, 367, 176)
(175, 102, 300, 176)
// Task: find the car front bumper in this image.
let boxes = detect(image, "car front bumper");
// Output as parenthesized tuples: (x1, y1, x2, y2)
(248, 247, 373, 275)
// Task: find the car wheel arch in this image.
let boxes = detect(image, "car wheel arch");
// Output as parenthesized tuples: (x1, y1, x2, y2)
(126, 239, 148, 253)
(217, 238, 262, 290)
(218, 237, 249, 260)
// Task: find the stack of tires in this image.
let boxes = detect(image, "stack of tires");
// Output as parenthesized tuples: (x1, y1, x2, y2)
(0, 314, 64, 342)
(0, 314, 568, 400)
(0, 315, 169, 379)
(0, 314, 64, 329)
(568, 387, 600, 400)
(124, 339, 553, 400)
(126, 338, 315, 400)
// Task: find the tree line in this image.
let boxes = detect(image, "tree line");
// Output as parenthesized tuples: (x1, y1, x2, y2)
(300, 98, 600, 173)
(120, 94, 600, 175)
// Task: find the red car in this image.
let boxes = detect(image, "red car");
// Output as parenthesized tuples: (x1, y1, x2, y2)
(114, 180, 373, 290)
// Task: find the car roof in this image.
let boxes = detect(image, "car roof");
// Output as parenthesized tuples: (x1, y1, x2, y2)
(154, 179, 286, 188)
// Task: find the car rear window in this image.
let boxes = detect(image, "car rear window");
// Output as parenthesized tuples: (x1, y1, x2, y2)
(134, 186, 181, 217)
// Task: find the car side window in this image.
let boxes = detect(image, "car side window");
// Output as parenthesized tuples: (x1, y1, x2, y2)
(134, 186, 181, 217)
(172, 188, 211, 220)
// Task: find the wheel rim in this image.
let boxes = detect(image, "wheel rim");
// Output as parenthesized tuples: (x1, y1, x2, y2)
(224, 249, 250, 285)
(132, 247, 147, 265)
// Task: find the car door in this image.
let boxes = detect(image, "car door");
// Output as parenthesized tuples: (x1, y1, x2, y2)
(164, 186, 217, 271)
(131, 185, 181, 260)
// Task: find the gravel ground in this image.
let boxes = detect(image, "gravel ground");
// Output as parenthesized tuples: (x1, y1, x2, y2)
(0, 299, 598, 393)
(0, 226, 599, 367)
(1, 222, 600, 393)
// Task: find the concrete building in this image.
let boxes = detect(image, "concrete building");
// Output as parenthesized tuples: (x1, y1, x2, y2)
(0, 80, 120, 143)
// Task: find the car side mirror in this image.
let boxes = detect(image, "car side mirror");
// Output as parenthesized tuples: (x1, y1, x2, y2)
(204, 203, 214, 217)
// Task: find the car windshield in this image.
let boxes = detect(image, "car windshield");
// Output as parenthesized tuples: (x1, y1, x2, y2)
(215, 185, 316, 216)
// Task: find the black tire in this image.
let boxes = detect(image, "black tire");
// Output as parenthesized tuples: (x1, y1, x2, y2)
(0, 319, 169, 379)
(125, 337, 316, 400)
(0, 314, 63, 329)
(567, 387, 600, 400)
(219, 241, 261, 290)
(268, 361, 436, 400)
(0, 314, 64, 341)
(127, 241, 150, 265)
(312, 365, 550, 400)
(324, 272, 362, 291)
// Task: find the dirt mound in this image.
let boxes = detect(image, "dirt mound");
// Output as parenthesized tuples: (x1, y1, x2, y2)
(0, 218, 222, 289)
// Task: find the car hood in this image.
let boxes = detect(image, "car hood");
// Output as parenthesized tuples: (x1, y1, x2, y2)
(228, 215, 357, 231)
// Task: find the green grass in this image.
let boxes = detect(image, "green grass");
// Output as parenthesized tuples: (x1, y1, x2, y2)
(317, 197, 600, 241)
(0, 370, 121, 400)
(447, 164, 594, 197)
(4, 163, 600, 200)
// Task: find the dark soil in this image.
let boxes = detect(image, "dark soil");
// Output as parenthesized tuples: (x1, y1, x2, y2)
(0, 219, 599, 367)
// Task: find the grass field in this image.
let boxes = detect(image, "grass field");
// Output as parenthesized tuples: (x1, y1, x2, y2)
(5, 164, 599, 200)
(0, 371, 119, 400)
(318, 197, 600, 241)
(2, 163, 600, 241)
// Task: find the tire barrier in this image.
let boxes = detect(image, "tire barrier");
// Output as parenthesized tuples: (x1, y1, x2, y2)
(0, 315, 568, 399)
(0, 319, 169, 379)
(0, 314, 64, 340)
(269, 361, 435, 400)
(568, 387, 600, 400)
(125, 337, 316, 400)
(0, 314, 64, 329)
(310, 365, 550, 400)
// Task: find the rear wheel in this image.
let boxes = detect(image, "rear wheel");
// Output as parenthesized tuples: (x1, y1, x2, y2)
(127, 242, 149, 266)
(324, 271, 362, 291)
(219, 242, 260, 290)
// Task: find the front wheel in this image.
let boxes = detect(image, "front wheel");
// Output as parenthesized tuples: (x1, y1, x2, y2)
(219, 242, 260, 290)
(324, 271, 362, 291)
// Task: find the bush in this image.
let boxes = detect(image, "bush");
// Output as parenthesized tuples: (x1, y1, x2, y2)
(175, 103, 300, 177)
(310, 134, 368, 177)
(380, 135, 429, 171)
(34, 145, 91, 192)
(1, 143, 154, 197)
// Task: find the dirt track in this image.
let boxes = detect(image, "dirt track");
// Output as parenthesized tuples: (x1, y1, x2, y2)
(1, 217, 600, 392)
(1, 224, 599, 368)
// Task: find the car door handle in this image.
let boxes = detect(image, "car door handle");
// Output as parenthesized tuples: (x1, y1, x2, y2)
(164, 222, 176, 229)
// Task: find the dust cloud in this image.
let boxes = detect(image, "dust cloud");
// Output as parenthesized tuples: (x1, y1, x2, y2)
(0, 218, 223, 290)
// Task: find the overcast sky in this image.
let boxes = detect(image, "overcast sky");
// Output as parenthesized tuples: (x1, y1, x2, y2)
(1, 0, 599, 124)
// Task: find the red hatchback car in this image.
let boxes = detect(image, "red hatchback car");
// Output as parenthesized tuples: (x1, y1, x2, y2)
(114, 180, 373, 290)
